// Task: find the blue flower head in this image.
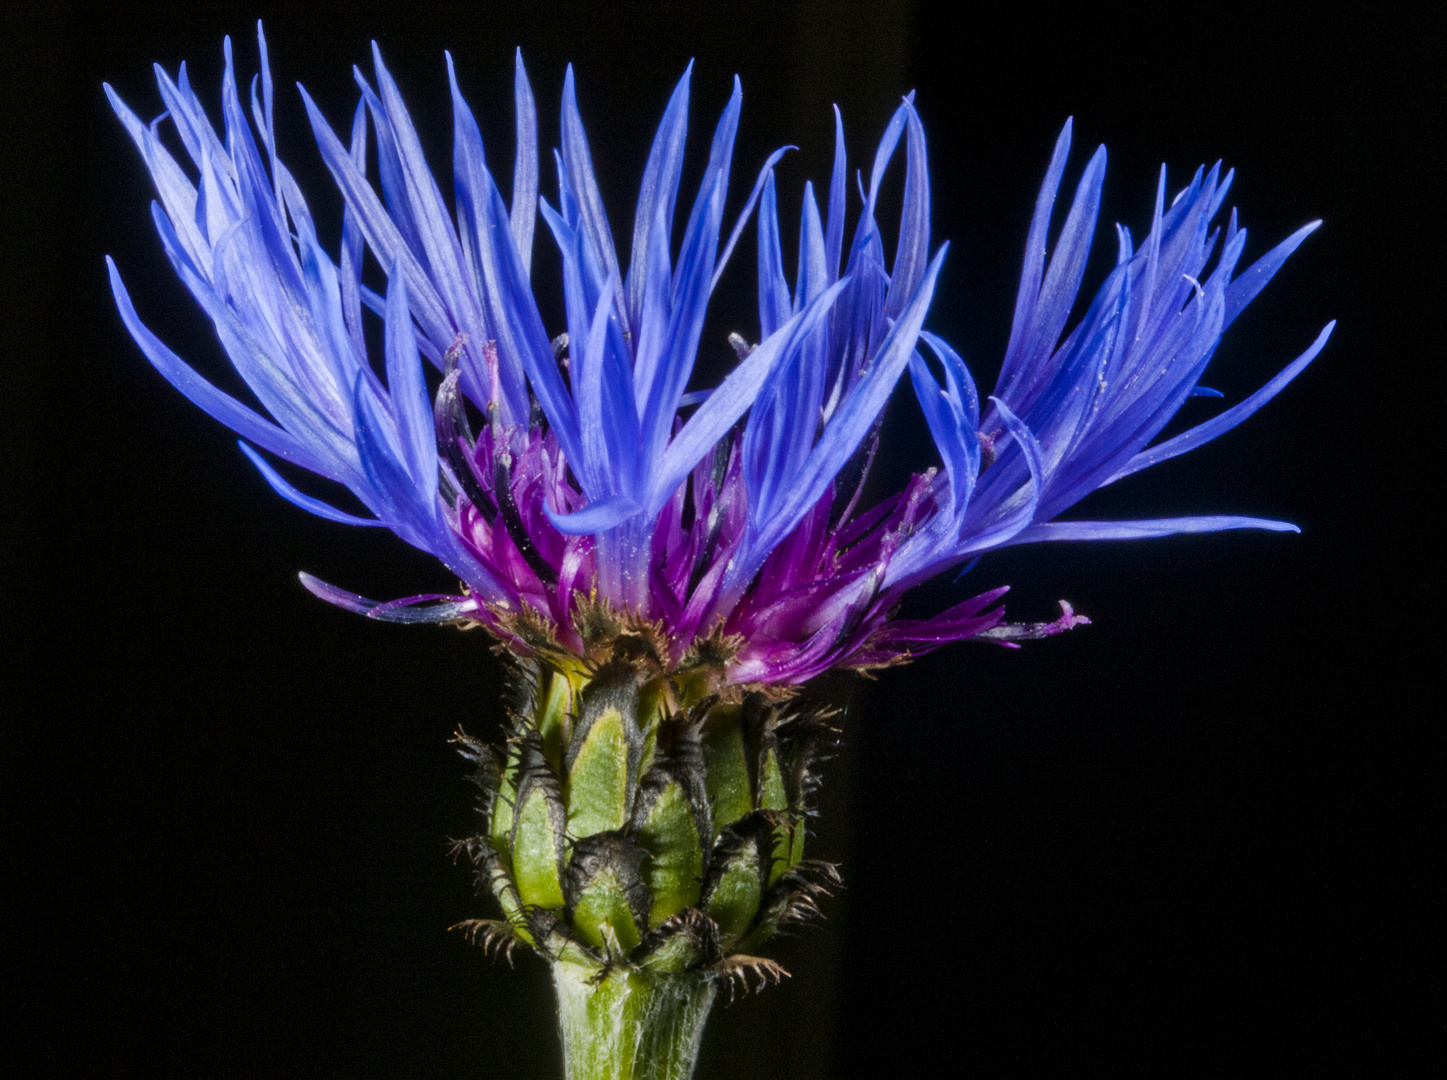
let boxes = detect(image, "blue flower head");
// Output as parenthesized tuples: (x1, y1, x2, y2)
(107, 25, 1331, 684)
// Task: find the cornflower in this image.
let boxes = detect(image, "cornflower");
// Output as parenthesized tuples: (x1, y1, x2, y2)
(106, 26, 1331, 1080)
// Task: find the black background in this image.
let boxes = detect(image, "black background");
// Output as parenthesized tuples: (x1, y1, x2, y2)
(4, 1, 1439, 1076)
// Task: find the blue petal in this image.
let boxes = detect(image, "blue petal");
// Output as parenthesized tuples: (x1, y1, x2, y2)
(678, 76, 741, 279)
(382, 265, 438, 492)
(300, 86, 457, 371)
(956, 395, 1046, 554)
(238, 441, 384, 526)
(339, 96, 370, 362)
(560, 65, 627, 323)
(637, 89, 742, 467)
(352, 369, 433, 546)
(912, 330, 981, 513)
(1222, 220, 1322, 332)
(106, 257, 322, 473)
(369, 46, 528, 423)
(298, 571, 382, 614)
(1108, 321, 1334, 483)
(575, 266, 641, 500)
(884, 102, 930, 320)
(848, 97, 910, 268)
(510, 49, 539, 278)
(794, 180, 827, 308)
(999, 120, 1072, 396)
(648, 275, 851, 517)
(445, 60, 580, 462)
(756, 170, 790, 337)
(748, 243, 948, 561)
(546, 493, 644, 536)
(626, 62, 692, 335)
(1010, 516, 1300, 543)
(824, 105, 847, 283)
(713, 144, 793, 292)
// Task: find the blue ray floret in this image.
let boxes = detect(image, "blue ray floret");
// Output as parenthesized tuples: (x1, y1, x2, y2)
(107, 26, 1332, 684)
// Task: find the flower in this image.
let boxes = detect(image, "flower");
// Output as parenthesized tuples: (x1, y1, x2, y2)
(105, 31, 1337, 1060)
(106, 26, 1332, 687)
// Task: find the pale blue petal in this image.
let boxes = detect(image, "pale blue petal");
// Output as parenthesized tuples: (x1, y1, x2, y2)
(1009, 515, 1300, 543)
(546, 494, 644, 535)
(510, 49, 539, 278)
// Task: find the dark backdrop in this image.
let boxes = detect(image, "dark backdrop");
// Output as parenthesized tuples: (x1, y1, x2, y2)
(4, 1, 1438, 1076)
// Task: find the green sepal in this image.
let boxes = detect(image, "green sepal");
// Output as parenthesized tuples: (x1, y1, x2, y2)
(634, 908, 722, 976)
(633, 774, 705, 927)
(564, 833, 652, 955)
(701, 704, 751, 836)
(474, 841, 537, 947)
(766, 813, 799, 888)
(635, 675, 669, 775)
(758, 746, 788, 812)
(489, 739, 519, 849)
(787, 811, 806, 870)
(536, 670, 573, 772)
(510, 736, 568, 910)
(701, 824, 764, 947)
(565, 663, 643, 840)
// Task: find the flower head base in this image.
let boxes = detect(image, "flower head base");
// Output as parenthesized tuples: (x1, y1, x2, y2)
(107, 26, 1331, 689)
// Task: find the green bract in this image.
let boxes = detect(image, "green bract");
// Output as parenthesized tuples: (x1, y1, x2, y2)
(453, 602, 837, 997)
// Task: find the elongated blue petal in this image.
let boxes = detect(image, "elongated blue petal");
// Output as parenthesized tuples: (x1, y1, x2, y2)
(650, 275, 853, 516)
(626, 62, 692, 333)
(1109, 320, 1334, 483)
(745, 244, 948, 566)
(547, 494, 644, 535)
(884, 102, 930, 320)
(955, 396, 1046, 555)
(1222, 220, 1322, 331)
(107, 257, 322, 472)
(757, 171, 790, 337)
(1010, 516, 1300, 542)
(713, 145, 792, 292)
(298, 571, 383, 614)
(238, 441, 384, 526)
(444, 58, 581, 461)
(510, 49, 539, 277)
(825, 105, 847, 283)
(382, 265, 438, 491)
(560, 66, 627, 324)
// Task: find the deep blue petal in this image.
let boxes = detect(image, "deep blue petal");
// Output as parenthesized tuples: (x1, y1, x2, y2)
(382, 265, 438, 491)
(560, 65, 627, 323)
(756, 170, 790, 337)
(1109, 321, 1334, 483)
(747, 243, 948, 565)
(238, 441, 384, 526)
(795, 180, 827, 308)
(1222, 220, 1322, 332)
(825, 105, 847, 283)
(648, 275, 851, 517)
(884, 102, 929, 320)
(625, 62, 692, 335)
(106, 256, 324, 473)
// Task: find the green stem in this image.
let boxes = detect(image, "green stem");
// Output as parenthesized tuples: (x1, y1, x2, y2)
(552, 961, 717, 1080)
